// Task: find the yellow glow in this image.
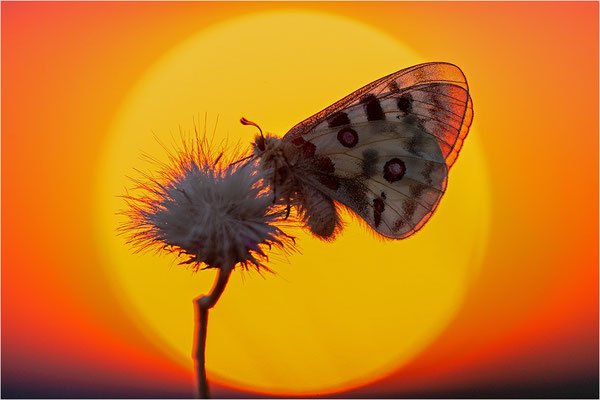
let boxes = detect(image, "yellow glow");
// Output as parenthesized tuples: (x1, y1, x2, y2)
(95, 11, 491, 396)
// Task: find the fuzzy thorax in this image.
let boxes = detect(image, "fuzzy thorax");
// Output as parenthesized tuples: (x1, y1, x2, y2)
(252, 134, 293, 198)
(252, 134, 285, 172)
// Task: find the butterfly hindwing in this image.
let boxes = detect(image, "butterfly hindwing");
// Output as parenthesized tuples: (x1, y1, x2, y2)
(281, 62, 471, 239)
(303, 122, 448, 239)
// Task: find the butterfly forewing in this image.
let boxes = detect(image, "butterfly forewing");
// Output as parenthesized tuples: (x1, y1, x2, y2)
(286, 62, 472, 168)
(281, 62, 472, 239)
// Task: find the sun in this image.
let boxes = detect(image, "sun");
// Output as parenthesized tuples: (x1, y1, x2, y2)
(94, 10, 491, 396)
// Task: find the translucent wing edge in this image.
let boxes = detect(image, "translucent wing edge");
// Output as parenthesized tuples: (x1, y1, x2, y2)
(284, 62, 465, 140)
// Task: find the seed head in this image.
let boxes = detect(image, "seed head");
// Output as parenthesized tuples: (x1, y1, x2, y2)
(120, 135, 293, 272)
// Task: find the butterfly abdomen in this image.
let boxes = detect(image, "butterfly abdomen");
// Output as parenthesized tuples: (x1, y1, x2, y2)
(297, 184, 340, 239)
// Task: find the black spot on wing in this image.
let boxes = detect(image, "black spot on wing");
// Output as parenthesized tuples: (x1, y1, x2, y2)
(373, 197, 385, 228)
(409, 183, 427, 198)
(393, 218, 406, 233)
(362, 94, 385, 121)
(328, 112, 350, 128)
(338, 178, 368, 214)
(362, 149, 378, 178)
(403, 199, 418, 220)
(397, 93, 413, 113)
(422, 161, 435, 185)
(406, 135, 422, 156)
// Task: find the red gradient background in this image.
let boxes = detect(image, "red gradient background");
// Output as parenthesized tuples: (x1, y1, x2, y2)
(2, 2, 598, 398)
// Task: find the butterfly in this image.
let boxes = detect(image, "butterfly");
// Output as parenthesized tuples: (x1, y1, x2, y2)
(243, 62, 473, 240)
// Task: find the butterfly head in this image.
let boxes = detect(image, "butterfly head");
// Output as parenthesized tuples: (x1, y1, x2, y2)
(240, 117, 280, 158)
(252, 134, 281, 160)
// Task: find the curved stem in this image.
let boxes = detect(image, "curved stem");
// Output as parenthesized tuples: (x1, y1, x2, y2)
(194, 265, 233, 399)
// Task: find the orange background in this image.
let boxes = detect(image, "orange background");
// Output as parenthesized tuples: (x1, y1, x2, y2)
(2, 2, 598, 397)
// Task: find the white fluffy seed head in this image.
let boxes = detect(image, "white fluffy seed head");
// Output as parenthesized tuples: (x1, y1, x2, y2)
(120, 135, 294, 272)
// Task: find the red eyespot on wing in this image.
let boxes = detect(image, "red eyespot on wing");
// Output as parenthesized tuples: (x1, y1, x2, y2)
(292, 137, 316, 157)
(383, 158, 406, 182)
(291, 137, 306, 146)
(314, 156, 335, 174)
(337, 128, 358, 148)
(301, 142, 316, 158)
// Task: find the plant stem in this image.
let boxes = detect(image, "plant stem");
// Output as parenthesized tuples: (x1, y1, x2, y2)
(194, 265, 233, 399)
(195, 307, 209, 399)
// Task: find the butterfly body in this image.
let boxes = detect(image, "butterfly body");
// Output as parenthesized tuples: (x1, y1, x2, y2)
(254, 135, 342, 238)
(251, 62, 473, 240)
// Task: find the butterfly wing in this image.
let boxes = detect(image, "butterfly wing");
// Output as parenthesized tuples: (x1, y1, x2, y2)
(283, 62, 473, 239)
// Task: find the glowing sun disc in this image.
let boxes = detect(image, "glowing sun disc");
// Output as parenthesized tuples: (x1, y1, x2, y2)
(94, 10, 491, 396)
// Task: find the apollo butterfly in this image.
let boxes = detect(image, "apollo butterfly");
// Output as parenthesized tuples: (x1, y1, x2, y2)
(243, 62, 473, 240)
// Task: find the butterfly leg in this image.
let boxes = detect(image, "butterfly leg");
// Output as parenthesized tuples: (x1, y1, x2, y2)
(279, 152, 293, 216)
(271, 168, 278, 204)
(285, 201, 291, 220)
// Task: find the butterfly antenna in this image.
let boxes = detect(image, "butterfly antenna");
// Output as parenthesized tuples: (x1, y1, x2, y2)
(229, 154, 254, 167)
(240, 117, 264, 139)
